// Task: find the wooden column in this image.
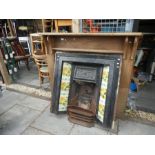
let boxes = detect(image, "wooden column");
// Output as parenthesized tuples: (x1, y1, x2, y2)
(72, 19, 80, 33)
(116, 37, 139, 118)
(43, 36, 55, 87)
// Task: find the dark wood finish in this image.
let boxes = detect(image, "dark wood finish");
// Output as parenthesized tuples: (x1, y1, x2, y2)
(9, 38, 30, 70)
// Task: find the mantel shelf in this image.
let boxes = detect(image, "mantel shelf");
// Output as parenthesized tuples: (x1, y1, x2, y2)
(52, 48, 123, 54)
(31, 32, 143, 37)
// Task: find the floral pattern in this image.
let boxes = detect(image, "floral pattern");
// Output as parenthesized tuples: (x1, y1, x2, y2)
(97, 66, 110, 122)
(59, 62, 72, 111)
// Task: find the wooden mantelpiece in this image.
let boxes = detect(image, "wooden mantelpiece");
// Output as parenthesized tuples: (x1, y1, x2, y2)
(30, 32, 143, 118)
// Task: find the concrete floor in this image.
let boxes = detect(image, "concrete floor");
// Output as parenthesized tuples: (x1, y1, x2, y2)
(13, 61, 50, 90)
(135, 81, 155, 113)
(1, 89, 155, 135)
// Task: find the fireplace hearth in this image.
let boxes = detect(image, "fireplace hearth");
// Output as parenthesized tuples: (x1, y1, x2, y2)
(52, 52, 121, 128)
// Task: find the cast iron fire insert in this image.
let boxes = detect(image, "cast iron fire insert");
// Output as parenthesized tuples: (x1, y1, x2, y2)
(52, 52, 121, 128)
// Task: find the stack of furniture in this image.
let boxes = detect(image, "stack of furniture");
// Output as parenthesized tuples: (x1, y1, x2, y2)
(31, 34, 49, 85)
(0, 38, 18, 79)
(42, 19, 54, 32)
(0, 37, 30, 80)
(9, 37, 30, 70)
(54, 19, 72, 32)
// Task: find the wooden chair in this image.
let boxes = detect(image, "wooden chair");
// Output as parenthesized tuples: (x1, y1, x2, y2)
(31, 34, 50, 85)
(8, 37, 30, 70)
(31, 34, 45, 55)
(33, 50, 49, 85)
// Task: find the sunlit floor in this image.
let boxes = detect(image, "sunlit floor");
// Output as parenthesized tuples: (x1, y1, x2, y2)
(13, 60, 50, 90)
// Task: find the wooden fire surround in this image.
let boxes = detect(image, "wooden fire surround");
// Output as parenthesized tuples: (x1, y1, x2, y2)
(30, 32, 142, 119)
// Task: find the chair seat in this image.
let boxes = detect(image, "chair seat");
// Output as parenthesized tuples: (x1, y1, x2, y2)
(40, 66, 48, 73)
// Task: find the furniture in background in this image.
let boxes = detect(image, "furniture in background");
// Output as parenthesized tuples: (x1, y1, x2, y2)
(33, 51, 49, 85)
(31, 34, 49, 85)
(0, 39, 14, 83)
(15, 20, 36, 37)
(54, 19, 72, 32)
(0, 71, 4, 83)
(31, 34, 45, 55)
(18, 37, 31, 54)
(0, 19, 16, 37)
(42, 19, 53, 32)
(8, 37, 30, 70)
(0, 49, 11, 84)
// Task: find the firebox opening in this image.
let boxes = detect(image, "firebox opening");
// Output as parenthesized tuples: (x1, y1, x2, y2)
(67, 64, 102, 127)
(70, 81, 96, 111)
(67, 81, 98, 127)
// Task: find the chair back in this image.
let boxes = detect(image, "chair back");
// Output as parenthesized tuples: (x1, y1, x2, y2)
(33, 50, 48, 69)
(31, 35, 45, 55)
(9, 37, 27, 56)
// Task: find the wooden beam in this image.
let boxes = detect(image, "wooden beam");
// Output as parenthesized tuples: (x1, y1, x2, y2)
(72, 19, 80, 33)
(52, 48, 122, 54)
(43, 36, 55, 87)
(130, 37, 139, 60)
(42, 19, 45, 32)
(31, 32, 143, 37)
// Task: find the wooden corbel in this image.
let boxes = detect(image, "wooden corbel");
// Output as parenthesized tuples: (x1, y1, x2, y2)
(123, 37, 129, 59)
(130, 37, 138, 60)
(43, 36, 49, 54)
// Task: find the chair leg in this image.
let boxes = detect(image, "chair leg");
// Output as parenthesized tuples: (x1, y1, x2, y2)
(48, 76, 50, 82)
(16, 61, 20, 70)
(41, 77, 44, 84)
(25, 59, 30, 71)
(39, 75, 44, 86)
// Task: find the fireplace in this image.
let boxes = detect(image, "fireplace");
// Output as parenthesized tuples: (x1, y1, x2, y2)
(52, 52, 121, 128)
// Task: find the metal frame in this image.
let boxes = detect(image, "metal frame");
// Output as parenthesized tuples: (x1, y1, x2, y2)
(18, 37, 31, 54)
(52, 52, 121, 128)
(73, 65, 97, 83)
(80, 19, 134, 32)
